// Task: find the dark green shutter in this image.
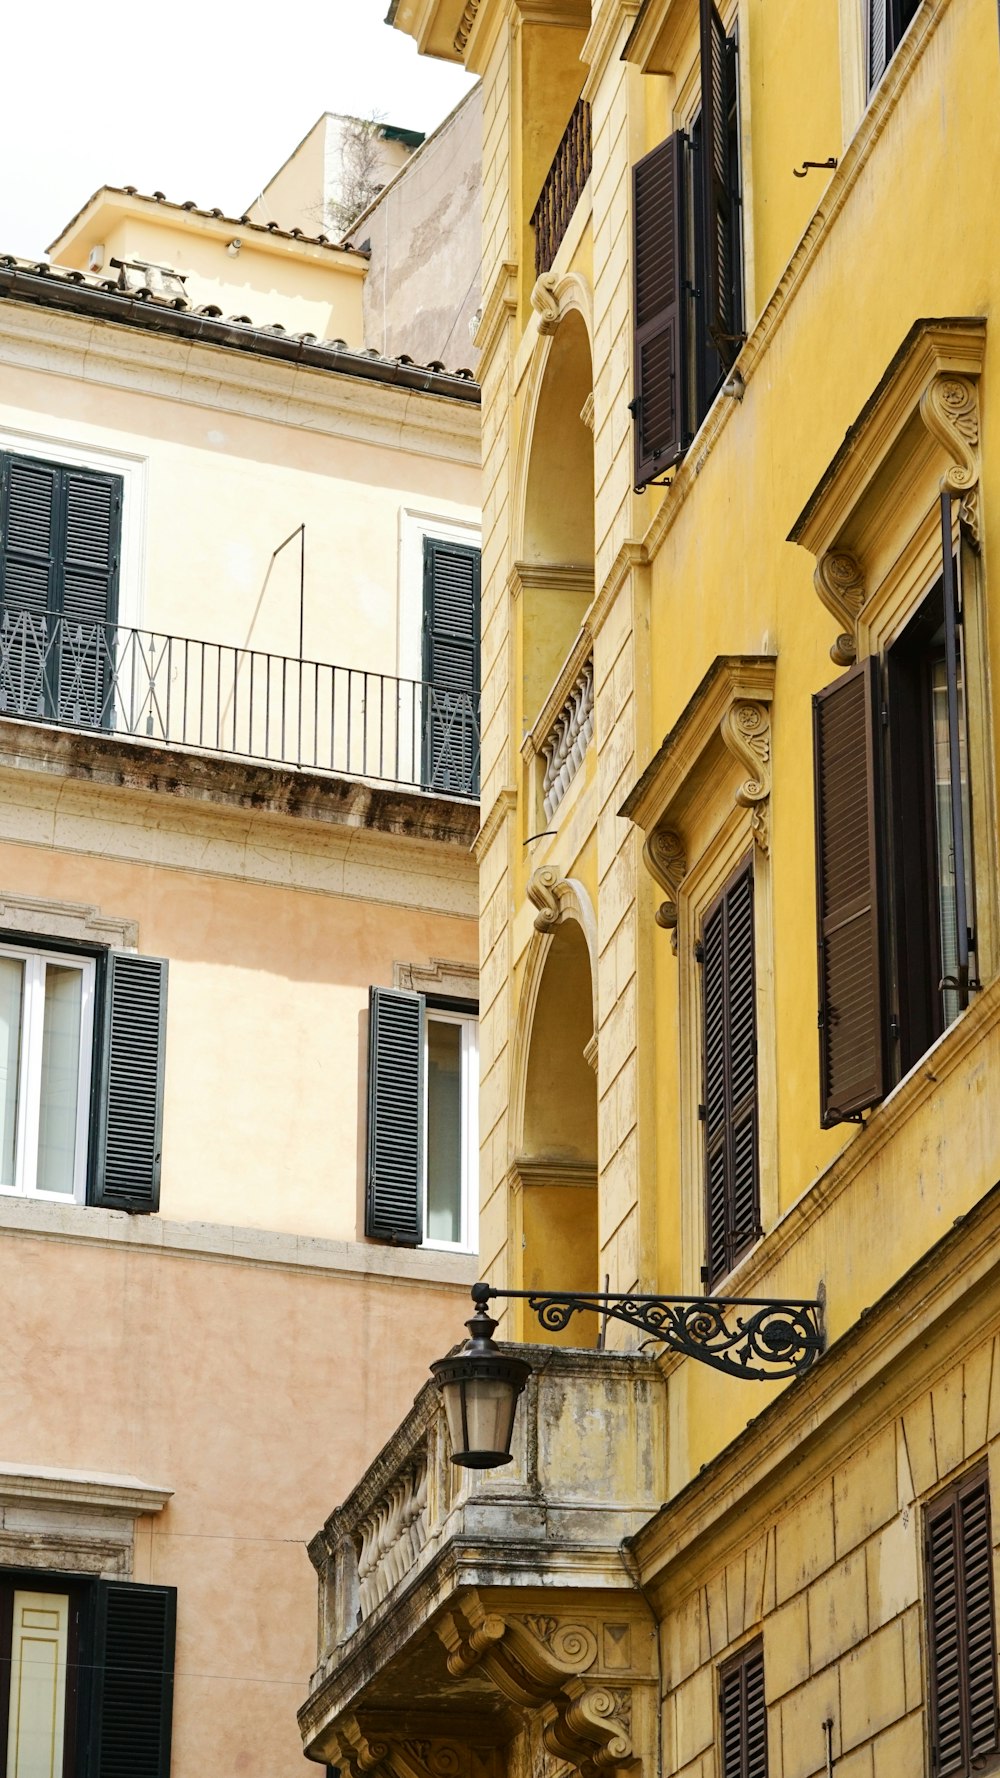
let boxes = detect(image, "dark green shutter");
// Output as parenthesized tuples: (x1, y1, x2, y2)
(89, 1582, 176, 1778)
(92, 953, 168, 1213)
(0, 454, 58, 718)
(421, 537, 481, 796)
(812, 656, 887, 1126)
(703, 859, 759, 1287)
(632, 134, 687, 485)
(365, 987, 424, 1244)
(700, 0, 739, 367)
(720, 1639, 767, 1778)
(58, 466, 121, 726)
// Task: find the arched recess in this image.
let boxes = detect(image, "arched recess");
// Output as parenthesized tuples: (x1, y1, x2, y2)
(515, 302, 596, 727)
(510, 875, 599, 1347)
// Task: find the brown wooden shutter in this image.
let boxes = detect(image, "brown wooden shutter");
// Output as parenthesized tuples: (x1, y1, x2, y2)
(812, 655, 887, 1126)
(719, 1639, 767, 1778)
(940, 492, 971, 1009)
(632, 133, 687, 486)
(925, 1467, 1000, 1776)
(699, 0, 738, 367)
(703, 858, 759, 1287)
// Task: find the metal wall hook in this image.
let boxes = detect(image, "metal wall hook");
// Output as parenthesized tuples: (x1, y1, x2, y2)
(793, 157, 838, 178)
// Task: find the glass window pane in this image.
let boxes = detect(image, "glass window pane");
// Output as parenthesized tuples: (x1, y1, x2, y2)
(0, 957, 24, 1187)
(426, 1019, 463, 1244)
(36, 965, 83, 1196)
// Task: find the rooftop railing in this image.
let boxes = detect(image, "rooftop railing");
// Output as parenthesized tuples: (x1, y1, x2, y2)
(530, 97, 592, 278)
(0, 609, 480, 800)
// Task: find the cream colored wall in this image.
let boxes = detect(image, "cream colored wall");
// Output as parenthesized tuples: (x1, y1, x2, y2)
(0, 346, 479, 682)
(0, 1223, 474, 1777)
(248, 115, 330, 233)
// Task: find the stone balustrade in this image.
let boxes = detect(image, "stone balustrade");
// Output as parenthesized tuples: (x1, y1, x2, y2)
(540, 655, 594, 820)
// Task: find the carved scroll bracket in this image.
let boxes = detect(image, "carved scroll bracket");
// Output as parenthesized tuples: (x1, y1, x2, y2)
(720, 700, 772, 853)
(813, 551, 864, 666)
(329, 1717, 499, 1778)
(644, 829, 686, 953)
(531, 274, 561, 335)
(920, 372, 981, 546)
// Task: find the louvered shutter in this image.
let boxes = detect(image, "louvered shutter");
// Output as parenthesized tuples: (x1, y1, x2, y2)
(700, 0, 738, 367)
(868, 0, 890, 89)
(89, 1582, 176, 1778)
(92, 953, 168, 1213)
(720, 1640, 767, 1778)
(703, 859, 759, 1287)
(926, 1469, 1000, 1776)
(0, 453, 58, 719)
(366, 986, 424, 1245)
(632, 133, 687, 486)
(421, 537, 481, 797)
(813, 656, 887, 1126)
(56, 467, 120, 728)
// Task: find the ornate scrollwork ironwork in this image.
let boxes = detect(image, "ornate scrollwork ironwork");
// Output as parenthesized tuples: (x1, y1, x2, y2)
(471, 1283, 823, 1382)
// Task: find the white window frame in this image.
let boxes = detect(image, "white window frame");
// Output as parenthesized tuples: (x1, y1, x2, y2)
(396, 507, 482, 686)
(422, 1007, 479, 1254)
(0, 943, 95, 1205)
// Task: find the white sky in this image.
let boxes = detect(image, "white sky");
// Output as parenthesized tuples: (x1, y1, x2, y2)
(0, 0, 476, 258)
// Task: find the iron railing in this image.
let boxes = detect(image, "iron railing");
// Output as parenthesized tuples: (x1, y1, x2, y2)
(0, 609, 480, 799)
(530, 97, 592, 277)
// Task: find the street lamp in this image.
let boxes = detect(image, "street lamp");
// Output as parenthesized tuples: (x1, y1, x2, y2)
(432, 1281, 824, 1470)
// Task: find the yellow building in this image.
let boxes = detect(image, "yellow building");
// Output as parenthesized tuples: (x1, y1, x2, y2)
(301, 2, 1000, 1777)
(0, 131, 484, 1777)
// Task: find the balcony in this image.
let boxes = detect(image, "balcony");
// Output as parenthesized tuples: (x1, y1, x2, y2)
(0, 609, 480, 800)
(299, 1344, 664, 1772)
(531, 98, 592, 278)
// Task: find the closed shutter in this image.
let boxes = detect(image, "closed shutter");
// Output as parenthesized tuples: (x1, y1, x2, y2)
(57, 467, 120, 727)
(926, 1469, 1000, 1776)
(421, 537, 481, 797)
(89, 1582, 176, 1778)
(720, 1639, 767, 1778)
(0, 454, 58, 718)
(632, 133, 687, 486)
(703, 858, 759, 1287)
(92, 953, 168, 1213)
(813, 656, 887, 1126)
(868, 0, 890, 89)
(700, 0, 738, 367)
(366, 987, 424, 1245)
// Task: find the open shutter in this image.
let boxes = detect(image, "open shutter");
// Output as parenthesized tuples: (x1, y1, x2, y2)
(92, 953, 168, 1213)
(421, 538, 481, 797)
(720, 1640, 767, 1778)
(813, 656, 887, 1126)
(56, 467, 121, 728)
(632, 133, 687, 485)
(366, 986, 424, 1244)
(0, 453, 58, 719)
(700, 0, 738, 367)
(926, 1469, 999, 1776)
(89, 1582, 176, 1778)
(867, 0, 890, 89)
(940, 492, 972, 1009)
(703, 859, 759, 1287)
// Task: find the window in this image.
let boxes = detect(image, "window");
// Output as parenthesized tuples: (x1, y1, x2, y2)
(719, 1639, 767, 1778)
(366, 986, 479, 1251)
(0, 1572, 176, 1778)
(0, 941, 167, 1213)
(421, 536, 481, 798)
(631, 0, 744, 486)
(0, 945, 95, 1202)
(813, 505, 974, 1124)
(0, 452, 122, 731)
(867, 0, 922, 92)
(700, 858, 759, 1285)
(924, 1466, 1000, 1776)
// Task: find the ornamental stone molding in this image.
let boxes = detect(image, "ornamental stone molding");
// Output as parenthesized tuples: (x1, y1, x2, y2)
(619, 655, 776, 941)
(789, 318, 985, 663)
(328, 1718, 499, 1778)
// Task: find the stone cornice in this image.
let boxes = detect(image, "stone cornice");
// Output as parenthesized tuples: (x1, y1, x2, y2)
(0, 299, 480, 465)
(620, 655, 776, 834)
(0, 1464, 172, 1518)
(473, 787, 517, 860)
(639, 0, 953, 569)
(582, 0, 643, 100)
(474, 261, 519, 369)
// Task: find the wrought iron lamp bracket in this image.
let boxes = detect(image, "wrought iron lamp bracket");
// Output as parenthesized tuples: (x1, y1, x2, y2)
(472, 1282, 824, 1382)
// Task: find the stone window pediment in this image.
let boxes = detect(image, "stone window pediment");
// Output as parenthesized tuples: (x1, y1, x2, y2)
(788, 316, 985, 663)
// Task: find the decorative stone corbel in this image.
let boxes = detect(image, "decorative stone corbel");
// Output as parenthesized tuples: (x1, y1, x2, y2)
(542, 1681, 633, 1776)
(580, 391, 596, 433)
(328, 1718, 498, 1778)
(720, 700, 772, 853)
(531, 273, 562, 335)
(813, 551, 864, 666)
(527, 865, 562, 930)
(919, 373, 981, 546)
(644, 828, 686, 951)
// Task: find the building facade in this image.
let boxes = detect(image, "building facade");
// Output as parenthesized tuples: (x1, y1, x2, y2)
(0, 167, 483, 1776)
(301, 2, 1000, 1778)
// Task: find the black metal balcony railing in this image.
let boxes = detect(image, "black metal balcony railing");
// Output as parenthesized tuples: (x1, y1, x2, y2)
(530, 98, 592, 278)
(0, 610, 480, 800)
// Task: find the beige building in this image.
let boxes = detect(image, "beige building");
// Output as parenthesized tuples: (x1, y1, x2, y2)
(0, 135, 482, 1777)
